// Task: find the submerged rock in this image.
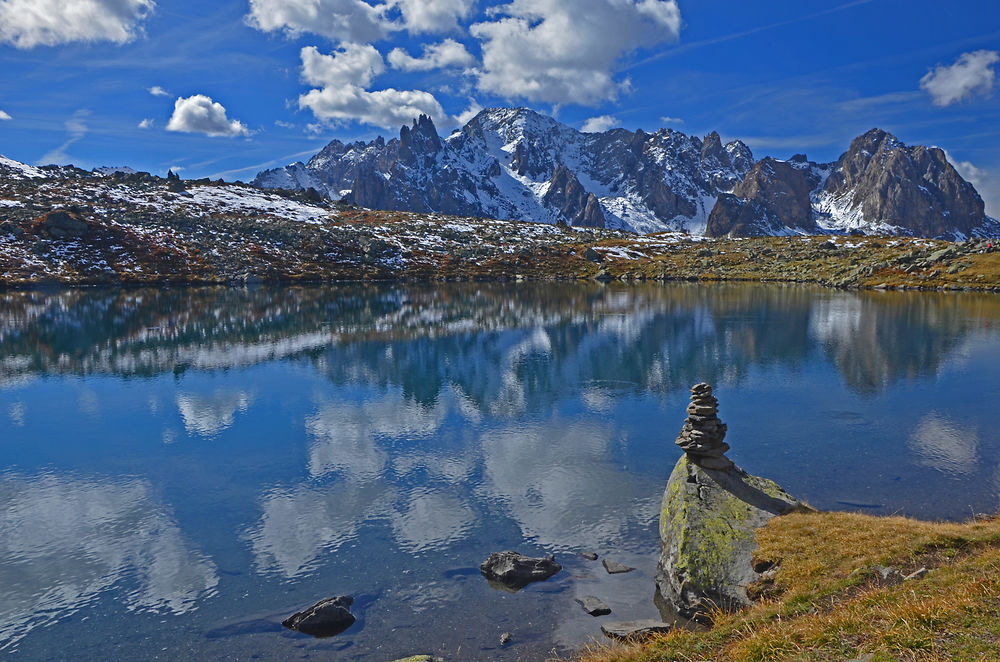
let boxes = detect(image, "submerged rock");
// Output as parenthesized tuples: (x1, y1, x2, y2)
(282, 595, 355, 637)
(480, 551, 562, 590)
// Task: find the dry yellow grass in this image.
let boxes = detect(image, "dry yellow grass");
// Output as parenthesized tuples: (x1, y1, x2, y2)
(577, 511, 1000, 662)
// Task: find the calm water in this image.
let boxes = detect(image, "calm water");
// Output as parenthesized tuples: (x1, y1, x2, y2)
(2, 282, 1000, 660)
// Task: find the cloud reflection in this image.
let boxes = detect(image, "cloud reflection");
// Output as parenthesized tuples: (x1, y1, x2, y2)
(908, 412, 979, 476)
(480, 421, 659, 550)
(175, 390, 252, 437)
(0, 474, 218, 650)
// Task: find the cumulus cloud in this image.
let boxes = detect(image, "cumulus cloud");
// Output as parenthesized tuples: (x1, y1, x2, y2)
(920, 50, 999, 107)
(0, 0, 155, 49)
(581, 114, 619, 133)
(245, 0, 389, 44)
(138, 117, 154, 129)
(470, 0, 681, 106)
(454, 98, 482, 126)
(301, 42, 384, 87)
(389, 0, 475, 34)
(388, 38, 475, 71)
(944, 150, 999, 218)
(0, 110, 11, 121)
(148, 85, 169, 97)
(166, 95, 250, 137)
(245, 0, 474, 43)
(298, 44, 445, 128)
(660, 115, 684, 124)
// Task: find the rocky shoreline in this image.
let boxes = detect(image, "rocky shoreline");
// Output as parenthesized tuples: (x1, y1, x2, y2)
(2, 198, 999, 291)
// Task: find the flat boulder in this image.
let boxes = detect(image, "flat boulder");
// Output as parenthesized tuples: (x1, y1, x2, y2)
(576, 595, 611, 616)
(281, 595, 355, 637)
(480, 551, 561, 590)
(602, 558, 634, 574)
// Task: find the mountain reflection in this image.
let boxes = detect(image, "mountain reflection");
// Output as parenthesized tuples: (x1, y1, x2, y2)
(0, 474, 218, 650)
(1, 283, 995, 396)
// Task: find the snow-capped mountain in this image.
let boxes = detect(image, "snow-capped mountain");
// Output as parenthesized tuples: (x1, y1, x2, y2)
(254, 108, 754, 234)
(254, 110, 996, 239)
(707, 129, 997, 239)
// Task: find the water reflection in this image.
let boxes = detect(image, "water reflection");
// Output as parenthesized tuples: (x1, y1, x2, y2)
(176, 389, 252, 437)
(908, 413, 980, 476)
(2, 284, 997, 396)
(2, 283, 1000, 659)
(0, 474, 218, 650)
(247, 480, 393, 579)
(481, 420, 660, 550)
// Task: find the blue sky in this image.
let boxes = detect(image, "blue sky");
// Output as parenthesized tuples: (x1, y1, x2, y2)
(1, 0, 998, 214)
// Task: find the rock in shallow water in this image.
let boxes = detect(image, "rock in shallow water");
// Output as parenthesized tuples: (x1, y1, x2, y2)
(600, 619, 672, 640)
(479, 551, 561, 590)
(282, 595, 355, 637)
(576, 595, 611, 616)
(601, 558, 634, 574)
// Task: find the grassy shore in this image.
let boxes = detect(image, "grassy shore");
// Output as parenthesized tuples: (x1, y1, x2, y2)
(580, 511, 1000, 662)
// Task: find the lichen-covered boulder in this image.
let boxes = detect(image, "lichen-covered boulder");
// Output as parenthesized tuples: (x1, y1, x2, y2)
(656, 455, 807, 619)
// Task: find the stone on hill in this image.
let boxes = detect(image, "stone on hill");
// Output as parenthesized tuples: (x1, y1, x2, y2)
(658, 384, 808, 619)
(41, 210, 88, 238)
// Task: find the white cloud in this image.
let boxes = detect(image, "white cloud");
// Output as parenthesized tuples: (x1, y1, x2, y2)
(39, 109, 89, 165)
(660, 115, 684, 124)
(0, 0, 155, 49)
(944, 150, 998, 218)
(245, 0, 389, 44)
(920, 50, 999, 107)
(454, 98, 482, 126)
(166, 95, 250, 137)
(389, 0, 475, 33)
(581, 114, 619, 133)
(470, 0, 681, 106)
(245, 0, 473, 43)
(138, 117, 154, 129)
(0, 110, 11, 121)
(148, 85, 169, 97)
(387, 38, 475, 71)
(301, 43, 384, 88)
(298, 44, 445, 128)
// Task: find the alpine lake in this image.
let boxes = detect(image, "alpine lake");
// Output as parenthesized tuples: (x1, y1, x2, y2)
(2, 281, 999, 660)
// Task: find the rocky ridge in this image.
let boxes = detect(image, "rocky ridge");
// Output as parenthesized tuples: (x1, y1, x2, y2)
(255, 108, 754, 235)
(255, 110, 996, 240)
(706, 130, 997, 239)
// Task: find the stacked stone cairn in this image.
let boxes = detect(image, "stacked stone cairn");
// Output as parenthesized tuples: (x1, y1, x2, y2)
(675, 383, 734, 470)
